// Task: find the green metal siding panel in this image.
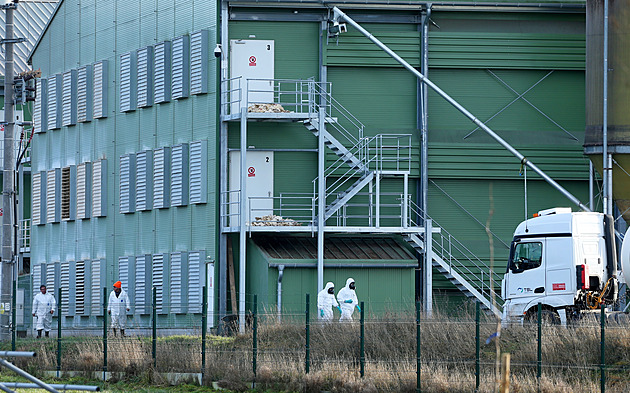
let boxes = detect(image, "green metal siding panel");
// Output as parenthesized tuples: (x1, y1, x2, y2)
(429, 33, 585, 70)
(274, 151, 317, 195)
(227, 122, 317, 150)
(325, 31, 421, 68)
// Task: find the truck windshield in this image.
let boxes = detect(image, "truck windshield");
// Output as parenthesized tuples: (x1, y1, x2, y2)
(510, 242, 542, 273)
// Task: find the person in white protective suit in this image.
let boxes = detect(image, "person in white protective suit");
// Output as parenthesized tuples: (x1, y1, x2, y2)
(317, 282, 341, 321)
(337, 278, 361, 322)
(108, 281, 130, 337)
(32, 285, 56, 338)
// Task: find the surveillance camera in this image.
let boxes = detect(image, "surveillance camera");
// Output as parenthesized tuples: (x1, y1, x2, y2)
(214, 44, 222, 58)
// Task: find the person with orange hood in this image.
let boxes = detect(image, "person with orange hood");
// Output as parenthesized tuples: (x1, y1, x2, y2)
(108, 281, 130, 337)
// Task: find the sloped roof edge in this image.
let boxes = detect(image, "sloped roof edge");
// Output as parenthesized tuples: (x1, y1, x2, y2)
(27, 0, 63, 63)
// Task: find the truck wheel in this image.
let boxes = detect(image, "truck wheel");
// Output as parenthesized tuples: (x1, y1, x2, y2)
(526, 309, 560, 326)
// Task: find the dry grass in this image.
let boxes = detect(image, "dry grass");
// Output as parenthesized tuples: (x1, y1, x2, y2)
(6, 310, 630, 392)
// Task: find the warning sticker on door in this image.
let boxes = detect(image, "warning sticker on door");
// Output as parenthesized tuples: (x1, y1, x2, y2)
(552, 283, 566, 291)
(248, 167, 256, 177)
(249, 56, 256, 66)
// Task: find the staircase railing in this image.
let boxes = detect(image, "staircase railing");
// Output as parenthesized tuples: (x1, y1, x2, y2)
(407, 198, 504, 307)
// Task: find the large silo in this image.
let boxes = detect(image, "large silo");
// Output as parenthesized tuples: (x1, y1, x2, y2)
(585, 0, 630, 220)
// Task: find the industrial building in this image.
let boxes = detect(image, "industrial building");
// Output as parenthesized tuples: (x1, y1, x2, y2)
(24, 0, 595, 332)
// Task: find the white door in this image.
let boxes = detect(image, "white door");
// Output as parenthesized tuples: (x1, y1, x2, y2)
(229, 151, 274, 225)
(506, 239, 546, 299)
(230, 40, 275, 114)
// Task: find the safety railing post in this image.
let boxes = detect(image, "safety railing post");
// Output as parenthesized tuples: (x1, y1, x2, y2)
(416, 301, 421, 393)
(305, 293, 310, 374)
(601, 304, 606, 393)
(537, 303, 542, 393)
(102, 287, 107, 380)
(11, 280, 16, 351)
(201, 286, 207, 383)
(152, 286, 157, 368)
(360, 301, 365, 378)
(57, 287, 62, 378)
(253, 294, 258, 384)
(475, 301, 480, 392)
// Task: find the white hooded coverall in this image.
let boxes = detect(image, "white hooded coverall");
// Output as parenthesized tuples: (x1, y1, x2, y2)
(108, 289, 130, 329)
(317, 282, 339, 321)
(337, 277, 359, 321)
(32, 292, 56, 332)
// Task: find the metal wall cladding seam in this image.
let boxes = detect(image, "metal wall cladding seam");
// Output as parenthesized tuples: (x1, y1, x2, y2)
(32, 172, 42, 225)
(119, 52, 136, 113)
(324, 31, 421, 68)
(93, 60, 108, 119)
(47, 74, 61, 130)
(135, 150, 153, 211)
(120, 154, 136, 214)
(77, 65, 93, 123)
(188, 250, 204, 313)
(273, 152, 317, 196)
(153, 147, 171, 209)
(137, 46, 154, 108)
(154, 41, 172, 104)
(75, 261, 86, 315)
(34, 78, 47, 133)
(171, 35, 190, 100)
(429, 32, 585, 70)
(170, 143, 189, 206)
(189, 140, 207, 204)
(190, 30, 208, 95)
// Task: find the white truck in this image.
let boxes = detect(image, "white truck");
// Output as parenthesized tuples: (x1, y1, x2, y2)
(501, 207, 629, 325)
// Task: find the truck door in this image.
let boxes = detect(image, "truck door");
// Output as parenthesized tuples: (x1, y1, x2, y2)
(506, 239, 546, 299)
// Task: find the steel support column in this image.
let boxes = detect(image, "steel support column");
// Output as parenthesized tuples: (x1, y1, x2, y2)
(238, 104, 248, 334)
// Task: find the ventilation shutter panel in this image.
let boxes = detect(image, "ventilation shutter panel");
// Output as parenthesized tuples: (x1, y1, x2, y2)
(46, 168, 61, 223)
(190, 30, 209, 95)
(137, 46, 154, 108)
(90, 259, 105, 316)
(118, 256, 136, 313)
(32, 172, 43, 225)
(47, 74, 61, 130)
(120, 52, 137, 112)
(61, 166, 76, 221)
(93, 60, 109, 119)
(135, 150, 153, 211)
(34, 78, 47, 132)
(154, 41, 171, 103)
(189, 140, 207, 204)
(46, 263, 58, 297)
(75, 261, 85, 315)
(170, 252, 188, 313)
(171, 35, 190, 99)
(76, 162, 92, 220)
(77, 65, 92, 123)
(62, 70, 77, 126)
(135, 254, 151, 314)
(92, 159, 108, 217)
(171, 143, 189, 206)
(60, 262, 70, 315)
(153, 147, 171, 209)
(119, 154, 136, 214)
(152, 253, 169, 314)
(188, 251, 206, 313)
(32, 264, 44, 307)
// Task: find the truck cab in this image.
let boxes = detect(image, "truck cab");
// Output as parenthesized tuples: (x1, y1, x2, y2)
(501, 208, 618, 325)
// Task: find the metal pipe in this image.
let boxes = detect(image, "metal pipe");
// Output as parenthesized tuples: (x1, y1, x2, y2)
(1, 383, 99, 391)
(0, 383, 15, 393)
(0, 351, 35, 358)
(590, 161, 594, 211)
(277, 265, 285, 322)
(420, 4, 431, 228)
(317, 105, 326, 292)
(602, 0, 609, 215)
(332, 6, 591, 212)
(239, 105, 248, 334)
(0, 358, 60, 393)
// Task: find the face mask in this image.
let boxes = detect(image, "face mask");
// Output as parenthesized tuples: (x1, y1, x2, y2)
(328, 287, 334, 294)
(349, 283, 355, 290)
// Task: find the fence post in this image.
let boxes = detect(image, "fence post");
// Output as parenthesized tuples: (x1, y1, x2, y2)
(253, 294, 258, 384)
(305, 293, 310, 374)
(102, 287, 107, 380)
(57, 287, 62, 378)
(416, 301, 421, 393)
(475, 301, 480, 392)
(11, 280, 16, 351)
(537, 303, 542, 393)
(152, 286, 157, 368)
(201, 286, 207, 384)
(360, 301, 365, 378)
(601, 304, 605, 393)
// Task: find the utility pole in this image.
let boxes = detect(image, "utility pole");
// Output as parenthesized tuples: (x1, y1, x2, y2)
(1, 0, 20, 341)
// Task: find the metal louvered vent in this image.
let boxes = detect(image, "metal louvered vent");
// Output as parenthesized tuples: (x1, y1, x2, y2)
(153, 147, 171, 209)
(170, 252, 188, 313)
(93, 60, 108, 119)
(120, 154, 136, 214)
(137, 46, 153, 108)
(189, 140, 207, 204)
(120, 52, 136, 112)
(171, 35, 190, 100)
(190, 30, 208, 95)
(76, 162, 91, 220)
(32, 172, 43, 225)
(48, 74, 61, 130)
(46, 263, 56, 295)
(135, 150, 153, 211)
(77, 65, 92, 123)
(32, 264, 43, 305)
(92, 159, 107, 217)
(188, 251, 205, 313)
(152, 254, 166, 314)
(34, 78, 47, 132)
(60, 262, 70, 315)
(91, 260, 102, 315)
(135, 255, 150, 314)
(61, 167, 71, 221)
(76, 261, 86, 315)
(171, 143, 189, 206)
(62, 70, 77, 126)
(154, 41, 171, 104)
(118, 256, 135, 313)
(46, 168, 60, 223)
